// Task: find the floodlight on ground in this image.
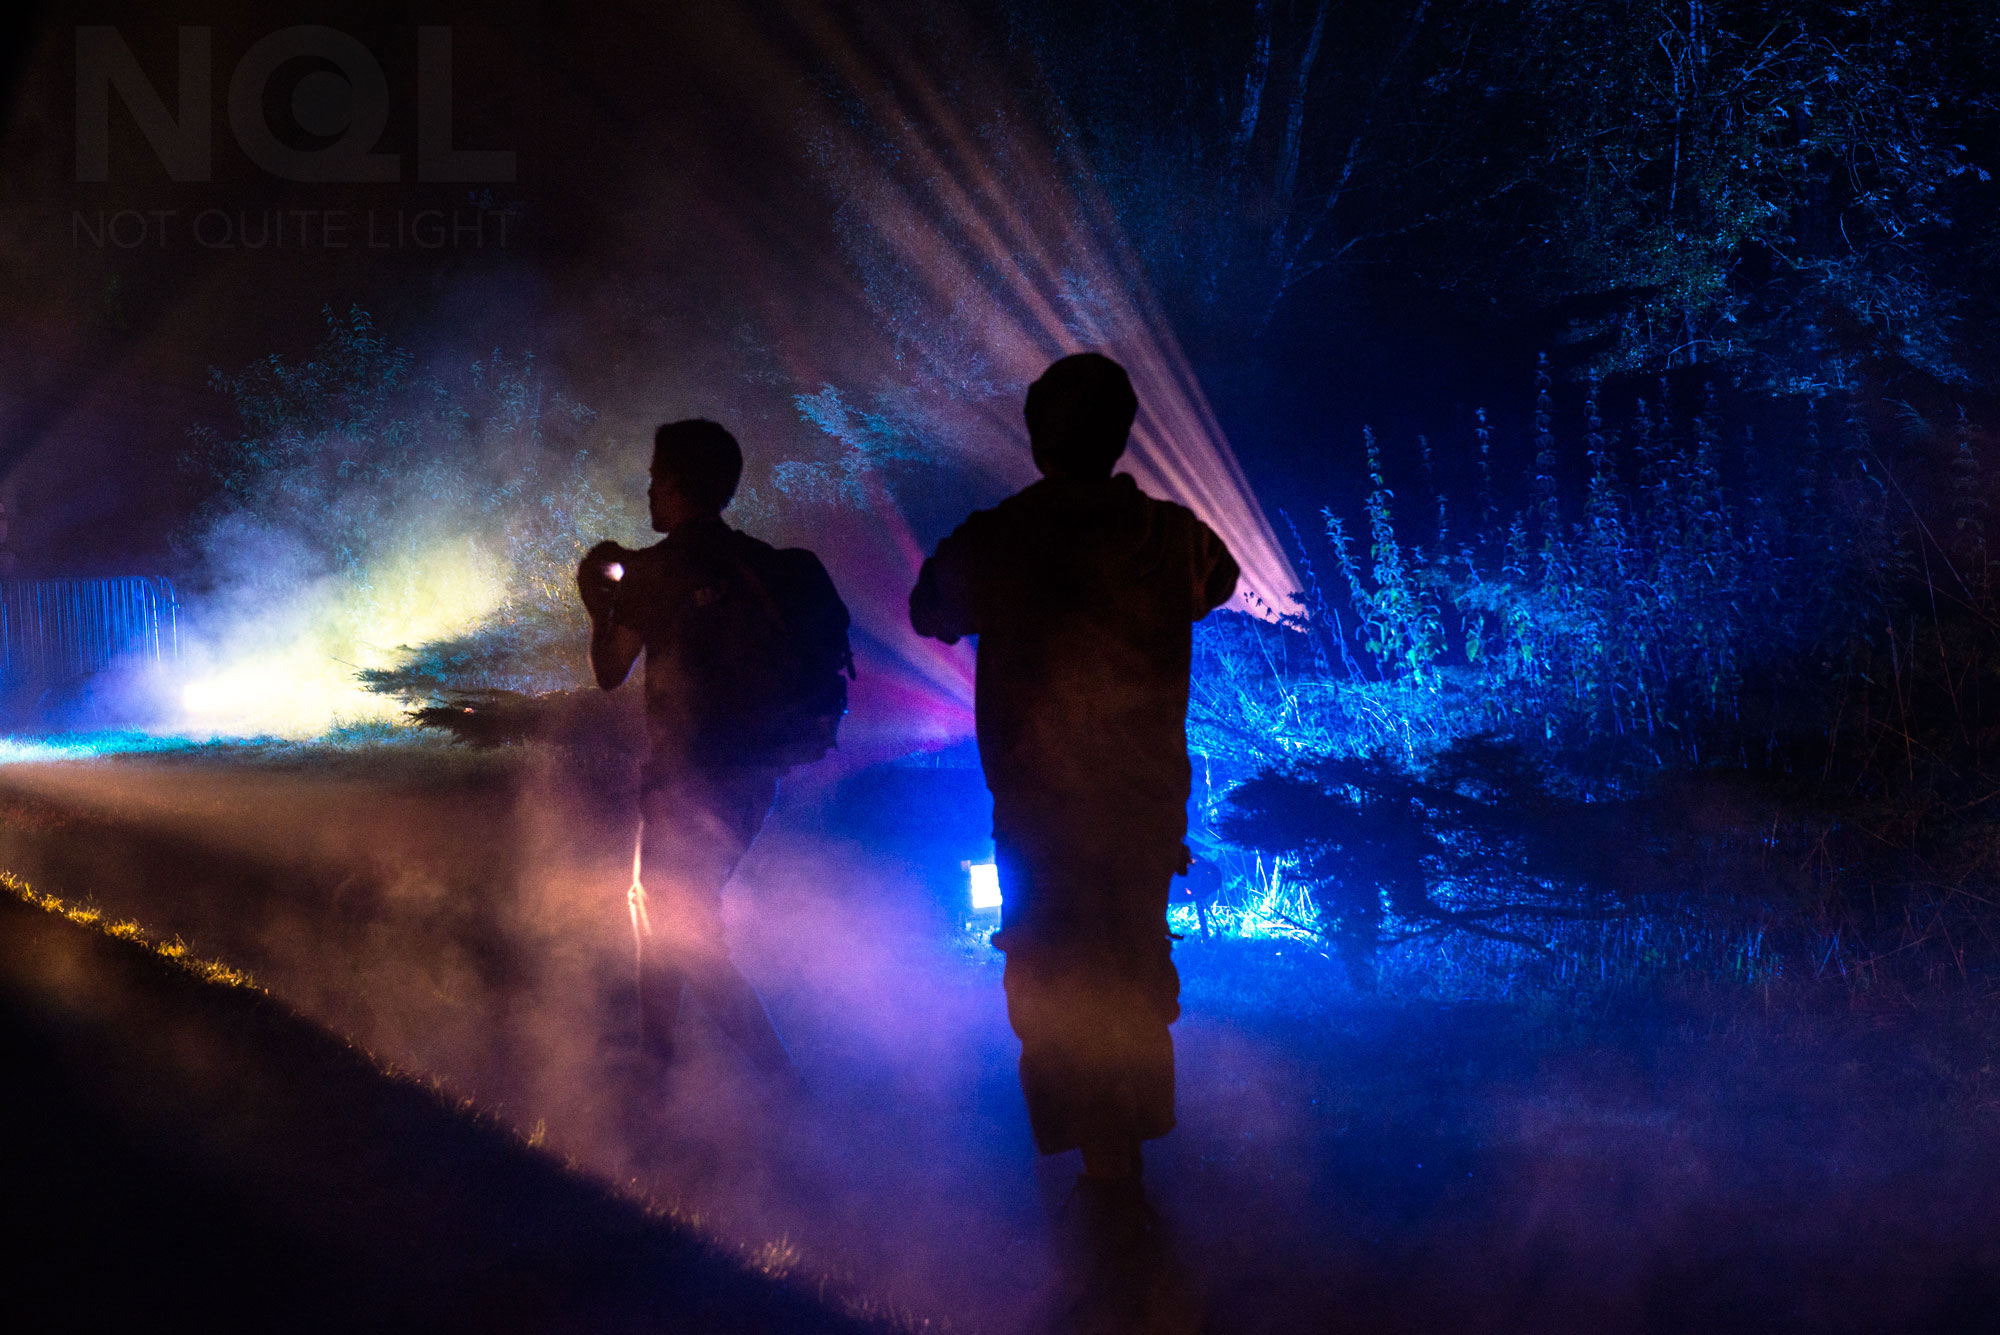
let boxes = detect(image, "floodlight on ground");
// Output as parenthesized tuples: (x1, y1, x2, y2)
(968, 860, 1002, 912)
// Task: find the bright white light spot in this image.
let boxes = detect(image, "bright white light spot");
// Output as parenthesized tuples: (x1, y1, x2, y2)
(968, 861, 1002, 912)
(605, 562, 624, 582)
(170, 534, 508, 738)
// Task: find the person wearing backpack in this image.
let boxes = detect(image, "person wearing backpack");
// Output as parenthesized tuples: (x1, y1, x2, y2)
(577, 418, 852, 1083)
(910, 354, 1239, 1195)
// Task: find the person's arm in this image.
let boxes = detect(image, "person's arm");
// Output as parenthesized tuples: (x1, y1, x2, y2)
(910, 524, 980, 644)
(589, 617, 644, 690)
(578, 542, 644, 689)
(1192, 522, 1241, 619)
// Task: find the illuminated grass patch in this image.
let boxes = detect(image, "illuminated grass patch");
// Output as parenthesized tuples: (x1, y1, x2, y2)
(0, 870, 259, 991)
(0, 732, 206, 765)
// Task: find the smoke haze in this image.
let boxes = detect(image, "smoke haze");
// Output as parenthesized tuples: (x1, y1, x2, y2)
(4, 0, 1299, 748)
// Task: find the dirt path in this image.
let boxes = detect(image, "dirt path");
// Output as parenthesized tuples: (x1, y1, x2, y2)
(4, 750, 2000, 1332)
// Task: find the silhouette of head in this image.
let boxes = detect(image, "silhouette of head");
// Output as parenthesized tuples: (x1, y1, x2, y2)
(1025, 354, 1138, 479)
(650, 419, 742, 528)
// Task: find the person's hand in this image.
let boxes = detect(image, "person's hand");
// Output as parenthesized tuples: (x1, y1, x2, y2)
(577, 541, 631, 618)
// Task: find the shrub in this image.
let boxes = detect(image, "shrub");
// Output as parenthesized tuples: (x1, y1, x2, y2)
(1196, 362, 1999, 998)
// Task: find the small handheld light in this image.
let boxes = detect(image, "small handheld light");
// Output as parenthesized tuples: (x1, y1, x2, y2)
(967, 860, 1002, 912)
(604, 561, 624, 582)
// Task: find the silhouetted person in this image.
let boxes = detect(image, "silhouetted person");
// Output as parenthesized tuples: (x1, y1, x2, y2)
(578, 419, 850, 1086)
(910, 354, 1239, 1189)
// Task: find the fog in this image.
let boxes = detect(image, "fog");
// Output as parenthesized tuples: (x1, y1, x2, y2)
(7, 739, 1996, 1331)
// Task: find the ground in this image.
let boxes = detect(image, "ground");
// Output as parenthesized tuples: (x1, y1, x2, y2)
(2, 740, 1999, 1332)
(0, 868, 882, 1333)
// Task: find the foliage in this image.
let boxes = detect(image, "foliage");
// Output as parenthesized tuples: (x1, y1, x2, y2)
(1220, 738, 1633, 987)
(1219, 361, 1877, 770)
(780, 384, 998, 544)
(1196, 362, 2000, 997)
(1482, 0, 2000, 386)
(1008, 0, 2000, 384)
(184, 306, 641, 701)
(1011, 0, 1516, 334)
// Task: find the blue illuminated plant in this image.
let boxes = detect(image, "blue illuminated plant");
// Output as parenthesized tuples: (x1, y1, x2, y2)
(1190, 365, 1912, 984)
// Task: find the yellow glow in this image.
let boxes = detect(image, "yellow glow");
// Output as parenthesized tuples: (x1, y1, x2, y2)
(1, 871, 260, 990)
(174, 535, 508, 739)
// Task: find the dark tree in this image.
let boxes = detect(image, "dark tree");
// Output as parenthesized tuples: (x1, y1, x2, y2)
(1007, 0, 2000, 388)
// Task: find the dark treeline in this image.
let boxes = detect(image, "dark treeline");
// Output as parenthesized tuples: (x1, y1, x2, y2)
(1012, 0, 2000, 390)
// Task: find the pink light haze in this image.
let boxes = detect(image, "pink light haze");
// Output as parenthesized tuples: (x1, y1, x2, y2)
(797, 3, 1302, 620)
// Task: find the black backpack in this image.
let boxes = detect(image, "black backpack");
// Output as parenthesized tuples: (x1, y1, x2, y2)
(700, 539, 854, 769)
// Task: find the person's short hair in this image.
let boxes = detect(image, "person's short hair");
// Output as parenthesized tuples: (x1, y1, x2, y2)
(652, 419, 743, 512)
(1024, 353, 1138, 477)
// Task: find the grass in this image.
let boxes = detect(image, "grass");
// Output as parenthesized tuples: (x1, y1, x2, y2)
(1, 870, 260, 991)
(0, 859, 915, 1330)
(0, 731, 207, 765)
(0, 724, 535, 788)
(0, 872, 896, 1331)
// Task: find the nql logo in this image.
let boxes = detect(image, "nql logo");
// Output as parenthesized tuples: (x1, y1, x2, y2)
(77, 26, 515, 183)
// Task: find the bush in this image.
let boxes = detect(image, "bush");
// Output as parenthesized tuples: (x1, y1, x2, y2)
(183, 306, 642, 709)
(1195, 363, 2000, 1000)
